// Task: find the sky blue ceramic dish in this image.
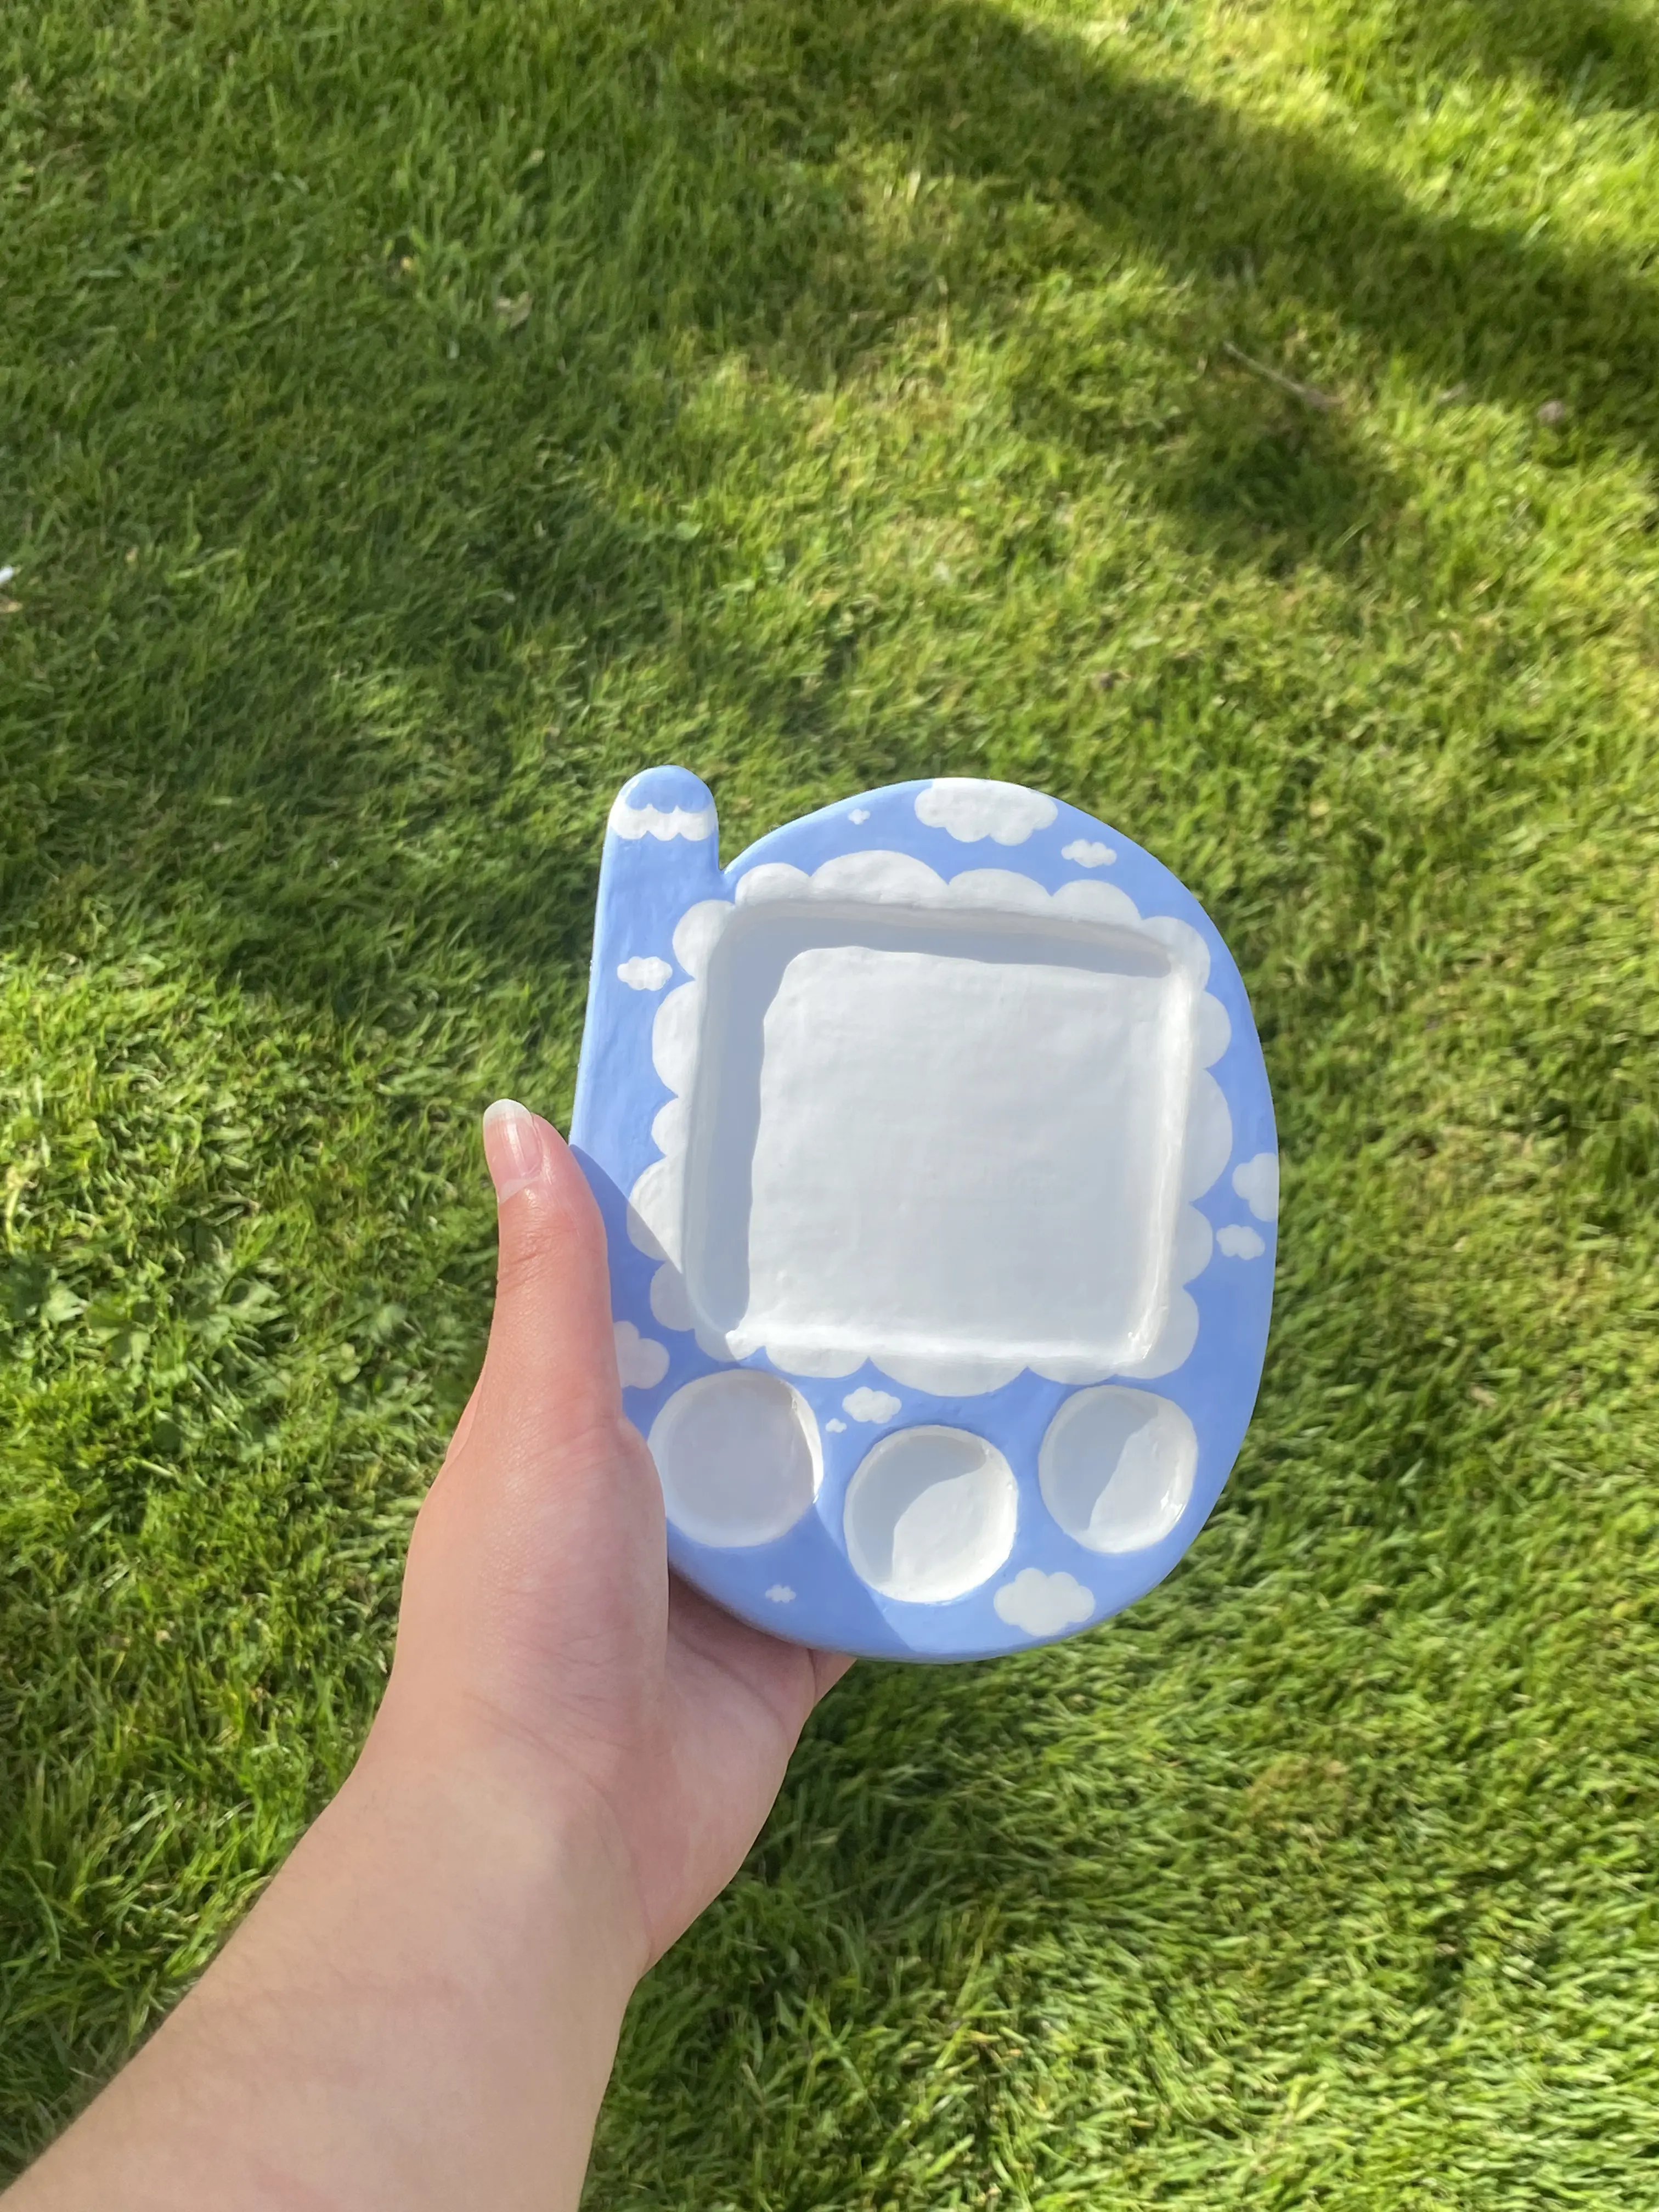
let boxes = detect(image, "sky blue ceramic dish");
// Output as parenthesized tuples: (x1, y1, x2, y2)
(571, 767, 1277, 1662)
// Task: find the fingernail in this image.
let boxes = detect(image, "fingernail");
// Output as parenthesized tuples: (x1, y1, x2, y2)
(482, 1099, 545, 1203)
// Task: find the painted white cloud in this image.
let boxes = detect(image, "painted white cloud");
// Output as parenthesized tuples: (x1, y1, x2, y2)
(613, 1320, 669, 1390)
(629, 849, 1232, 1396)
(1062, 838, 1116, 867)
(994, 1567, 1094, 1637)
(648, 1260, 695, 1334)
(825, 1417, 847, 1433)
(849, 807, 870, 823)
(1217, 1223, 1266, 1260)
(608, 793, 716, 842)
(765, 1584, 796, 1604)
(617, 955, 672, 991)
(1233, 1152, 1280, 1223)
(1197, 993, 1231, 1067)
(915, 778, 1057, 847)
(843, 1387, 901, 1423)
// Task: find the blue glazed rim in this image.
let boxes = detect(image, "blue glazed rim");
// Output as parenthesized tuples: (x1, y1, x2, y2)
(571, 766, 1277, 1663)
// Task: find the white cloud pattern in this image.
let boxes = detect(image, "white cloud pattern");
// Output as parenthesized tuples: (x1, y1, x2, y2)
(843, 1387, 901, 1423)
(617, 955, 672, 991)
(826, 1417, 847, 1433)
(1062, 839, 1116, 867)
(608, 794, 716, 842)
(915, 778, 1057, 846)
(994, 1567, 1095, 1637)
(765, 1584, 796, 1604)
(1232, 1153, 1280, 1222)
(613, 1320, 669, 1389)
(1217, 1223, 1266, 1260)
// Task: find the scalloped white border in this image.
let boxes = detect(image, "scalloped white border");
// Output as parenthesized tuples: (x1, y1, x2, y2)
(625, 850, 1236, 1397)
(608, 792, 716, 841)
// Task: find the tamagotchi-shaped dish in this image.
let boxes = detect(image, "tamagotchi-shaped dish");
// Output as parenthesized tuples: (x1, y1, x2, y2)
(571, 768, 1277, 1662)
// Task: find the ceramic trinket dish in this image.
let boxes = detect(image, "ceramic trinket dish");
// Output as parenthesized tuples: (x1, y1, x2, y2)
(571, 768, 1277, 1662)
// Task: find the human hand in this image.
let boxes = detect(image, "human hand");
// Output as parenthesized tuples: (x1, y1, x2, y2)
(367, 1098, 851, 1972)
(7, 1102, 848, 2211)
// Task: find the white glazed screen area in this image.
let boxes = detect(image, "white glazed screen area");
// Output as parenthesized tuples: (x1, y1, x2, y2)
(680, 902, 1198, 1378)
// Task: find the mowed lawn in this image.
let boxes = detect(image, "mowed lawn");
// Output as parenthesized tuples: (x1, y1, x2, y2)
(3, 0, 1658, 2200)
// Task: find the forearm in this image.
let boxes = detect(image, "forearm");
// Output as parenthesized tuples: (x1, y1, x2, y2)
(8, 1742, 641, 2211)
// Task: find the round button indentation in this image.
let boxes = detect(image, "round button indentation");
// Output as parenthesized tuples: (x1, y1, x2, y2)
(1038, 1386, 1196, 1553)
(649, 1371, 821, 1548)
(843, 1426, 1017, 1603)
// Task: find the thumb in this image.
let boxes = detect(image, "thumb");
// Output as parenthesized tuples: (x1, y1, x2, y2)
(468, 1099, 622, 1464)
(378, 1103, 644, 1770)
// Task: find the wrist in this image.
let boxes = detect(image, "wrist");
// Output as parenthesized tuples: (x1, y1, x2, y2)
(338, 1722, 648, 2022)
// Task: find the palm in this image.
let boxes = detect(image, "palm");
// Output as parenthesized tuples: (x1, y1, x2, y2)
(633, 1579, 843, 1958)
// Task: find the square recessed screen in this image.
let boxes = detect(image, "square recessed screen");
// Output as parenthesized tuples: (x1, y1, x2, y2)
(679, 902, 1199, 1376)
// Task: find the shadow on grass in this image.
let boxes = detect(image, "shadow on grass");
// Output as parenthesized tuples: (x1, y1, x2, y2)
(3, 0, 1656, 1032)
(756, 0, 1657, 432)
(1383, 0, 1658, 110)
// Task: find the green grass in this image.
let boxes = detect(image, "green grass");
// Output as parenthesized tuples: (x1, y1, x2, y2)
(3, 0, 1658, 2199)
